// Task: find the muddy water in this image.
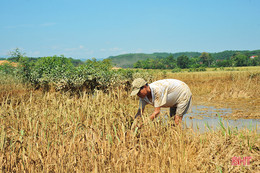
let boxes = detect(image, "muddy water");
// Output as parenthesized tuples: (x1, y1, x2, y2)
(158, 105, 260, 133)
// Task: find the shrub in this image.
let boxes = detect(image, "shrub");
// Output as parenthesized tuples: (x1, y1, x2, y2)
(1, 55, 152, 93)
(0, 62, 16, 75)
(188, 66, 206, 72)
(172, 68, 181, 73)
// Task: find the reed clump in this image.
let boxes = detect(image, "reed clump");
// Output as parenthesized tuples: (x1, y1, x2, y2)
(0, 82, 259, 172)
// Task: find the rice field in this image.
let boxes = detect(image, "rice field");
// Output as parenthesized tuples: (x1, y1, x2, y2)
(0, 67, 259, 172)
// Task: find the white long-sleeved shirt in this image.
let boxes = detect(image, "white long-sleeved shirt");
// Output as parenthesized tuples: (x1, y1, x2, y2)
(139, 79, 192, 113)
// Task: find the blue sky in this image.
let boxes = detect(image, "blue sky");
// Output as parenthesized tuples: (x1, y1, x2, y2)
(1, 0, 259, 60)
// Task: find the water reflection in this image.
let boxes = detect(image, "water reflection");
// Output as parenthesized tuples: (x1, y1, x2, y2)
(158, 105, 259, 133)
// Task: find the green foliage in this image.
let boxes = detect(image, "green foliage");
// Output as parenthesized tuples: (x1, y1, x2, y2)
(199, 52, 213, 67)
(109, 53, 170, 68)
(131, 50, 260, 70)
(172, 68, 181, 73)
(117, 68, 135, 79)
(68, 58, 84, 66)
(2, 48, 260, 93)
(231, 53, 248, 67)
(30, 55, 74, 84)
(1, 54, 149, 92)
(0, 62, 16, 75)
(188, 66, 206, 72)
(8, 48, 26, 62)
(177, 55, 190, 69)
(216, 60, 232, 67)
(111, 50, 260, 69)
(109, 52, 200, 68)
(248, 56, 260, 66)
(133, 55, 177, 69)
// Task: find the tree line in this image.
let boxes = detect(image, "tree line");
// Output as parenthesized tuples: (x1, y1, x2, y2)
(1, 48, 84, 67)
(0, 48, 147, 93)
(133, 51, 260, 69)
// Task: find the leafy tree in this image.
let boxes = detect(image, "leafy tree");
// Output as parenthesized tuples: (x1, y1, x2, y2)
(190, 57, 199, 65)
(199, 52, 213, 67)
(231, 53, 248, 67)
(8, 48, 26, 62)
(177, 55, 190, 69)
(133, 55, 178, 69)
(6, 48, 33, 81)
(164, 55, 177, 69)
(142, 58, 151, 69)
(30, 55, 74, 85)
(133, 60, 142, 68)
(0, 62, 16, 75)
(248, 56, 259, 66)
(216, 59, 232, 67)
(101, 59, 113, 70)
(68, 58, 84, 66)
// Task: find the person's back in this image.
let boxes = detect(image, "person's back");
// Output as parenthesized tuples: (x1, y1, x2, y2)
(131, 78, 192, 126)
(141, 79, 192, 108)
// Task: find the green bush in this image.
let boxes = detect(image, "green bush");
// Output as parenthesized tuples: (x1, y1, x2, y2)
(0, 62, 16, 75)
(21, 56, 74, 90)
(188, 66, 206, 72)
(172, 68, 181, 73)
(1, 55, 151, 93)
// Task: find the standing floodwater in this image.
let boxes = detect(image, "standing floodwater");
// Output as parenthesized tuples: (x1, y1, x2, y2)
(159, 105, 260, 133)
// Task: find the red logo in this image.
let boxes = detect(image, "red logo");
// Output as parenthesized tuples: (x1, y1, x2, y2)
(231, 157, 251, 166)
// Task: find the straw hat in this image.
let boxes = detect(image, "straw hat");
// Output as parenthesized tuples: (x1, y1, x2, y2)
(130, 78, 147, 96)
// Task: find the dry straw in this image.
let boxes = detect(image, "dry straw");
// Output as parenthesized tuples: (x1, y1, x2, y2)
(0, 67, 259, 172)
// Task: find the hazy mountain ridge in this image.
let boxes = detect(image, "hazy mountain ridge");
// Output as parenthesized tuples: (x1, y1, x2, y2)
(108, 50, 260, 68)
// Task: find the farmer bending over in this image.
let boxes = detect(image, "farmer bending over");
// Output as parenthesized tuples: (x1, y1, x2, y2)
(131, 78, 192, 126)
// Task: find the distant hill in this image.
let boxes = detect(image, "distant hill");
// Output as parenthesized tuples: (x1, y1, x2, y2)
(211, 50, 260, 60)
(107, 50, 260, 68)
(108, 52, 201, 68)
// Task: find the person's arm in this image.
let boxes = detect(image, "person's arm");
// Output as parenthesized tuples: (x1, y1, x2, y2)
(135, 98, 146, 119)
(149, 107, 161, 120)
